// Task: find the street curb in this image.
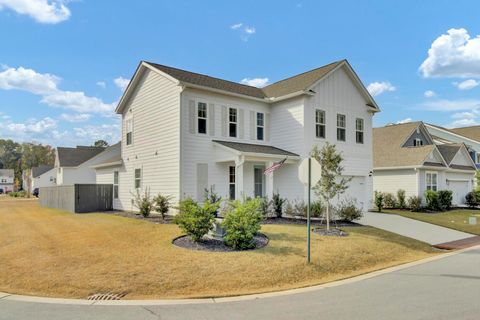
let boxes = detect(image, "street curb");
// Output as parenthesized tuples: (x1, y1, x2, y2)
(1, 244, 479, 306)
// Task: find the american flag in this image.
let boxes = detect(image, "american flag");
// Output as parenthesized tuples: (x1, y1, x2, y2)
(264, 157, 287, 175)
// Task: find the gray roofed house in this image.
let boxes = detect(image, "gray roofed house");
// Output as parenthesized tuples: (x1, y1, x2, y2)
(32, 165, 54, 178)
(0, 169, 15, 193)
(56, 146, 106, 167)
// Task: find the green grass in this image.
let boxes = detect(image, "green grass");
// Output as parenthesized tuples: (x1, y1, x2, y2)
(383, 209, 480, 235)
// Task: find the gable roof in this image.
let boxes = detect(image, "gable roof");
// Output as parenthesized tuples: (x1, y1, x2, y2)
(373, 122, 444, 168)
(88, 142, 122, 169)
(436, 144, 462, 165)
(57, 146, 106, 167)
(32, 165, 53, 178)
(212, 140, 299, 157)
(449, 126, 480, 142)
(116, 59, 380, 113)
(0, 169, 14, 178)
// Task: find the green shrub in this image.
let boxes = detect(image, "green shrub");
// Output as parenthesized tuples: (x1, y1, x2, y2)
(204, 186, 221, 217)
(438, 190, 453, 210)
(311, 200, 324, 217)
(222, 198, 263, 250)
(374, 191, 384, 212)
(153, 193, 172, 219)
(271, 192, 286, 218)
(174, 198, 218, 242)
(259, 196, 272, 218)
(284, 200, 295, 217)
(131, 188, 154, 217)
(408, 196, 422, 212)
(336, 198, 363, 222)
(293, 199, 307, 217)
(383, 193, 397, 208)
(465, 191, 480, 208)
(397, 189, 406, 209)
(424, 190, 440, 211)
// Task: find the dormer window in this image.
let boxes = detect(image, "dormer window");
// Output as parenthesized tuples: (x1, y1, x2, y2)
(413, 138, 423, 147)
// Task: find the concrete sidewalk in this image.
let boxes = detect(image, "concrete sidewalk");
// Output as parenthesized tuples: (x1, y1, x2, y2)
(358, 212, 475, 245)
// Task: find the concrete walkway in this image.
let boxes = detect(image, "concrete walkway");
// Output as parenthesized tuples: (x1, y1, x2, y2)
(359, 212, 475, 245)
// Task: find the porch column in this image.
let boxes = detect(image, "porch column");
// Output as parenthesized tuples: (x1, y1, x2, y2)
(235, 156, 245, 200)
(266, 161, 274, 199)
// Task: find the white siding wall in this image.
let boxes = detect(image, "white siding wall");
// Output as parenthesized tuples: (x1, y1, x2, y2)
(180, 88, 271, 200)
(117, 69, 182, 211)
(373, 169, 418, 198)
(270, 97, 305, 155)
(33, 168, 56, 189)
(96, 166, 124, 210)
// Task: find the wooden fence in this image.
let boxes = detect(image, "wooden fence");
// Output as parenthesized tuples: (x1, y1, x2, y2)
(39, 184, 113, 213)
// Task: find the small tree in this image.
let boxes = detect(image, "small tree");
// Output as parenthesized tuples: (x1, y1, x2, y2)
(397, 189, 406, 209)
(204, 185, 221, 217)
(271, 192, 285, 218)
(131, 188, 154, 217)
(153, 193, 172, 219)
(375, 191, 384, 212)
(311, 143, 351, 230)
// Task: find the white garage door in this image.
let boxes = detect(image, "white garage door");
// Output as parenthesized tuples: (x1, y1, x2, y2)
(447, 181, 470, 205)
(343, 176, 367, 210)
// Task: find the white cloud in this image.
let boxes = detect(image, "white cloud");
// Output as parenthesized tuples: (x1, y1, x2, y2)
(448, 118, 478, 128)
(96, 81, 106, 88)
(230, 22, 256, 41)
(0, 65, 116, 115)
(396, 118, 412, 124)
(367, 81, 396, 96)
(113, 77, 129, 91)
(59, 113, 91, 122)
(0, 116, 57, 137)
(424, 90, 436, 98)
(0, 0, 71, 24)
(240, 77, 269, 88)
(420, 99, 480, 112)
(454, 79, 479, 90)
(73, 123, 120, 143)
(419, 28, 480, 78)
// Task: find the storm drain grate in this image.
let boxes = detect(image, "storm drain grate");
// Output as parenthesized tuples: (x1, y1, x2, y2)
(87, 292, 128, 301)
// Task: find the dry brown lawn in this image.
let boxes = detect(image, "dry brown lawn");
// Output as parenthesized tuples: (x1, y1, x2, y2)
(0, 199, 436, 299)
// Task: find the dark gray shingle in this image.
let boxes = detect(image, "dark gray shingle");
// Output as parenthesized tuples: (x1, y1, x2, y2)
(213, 140, 298, 157)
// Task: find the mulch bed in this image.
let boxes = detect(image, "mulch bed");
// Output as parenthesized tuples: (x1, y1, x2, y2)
(312, 228, 349, 237)
(107, 211, 174, 224)
(172, 233, 269, 252)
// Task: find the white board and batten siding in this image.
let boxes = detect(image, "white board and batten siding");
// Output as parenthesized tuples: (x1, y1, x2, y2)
(115, 68, 182, 211)
(373, 169, 418, 198)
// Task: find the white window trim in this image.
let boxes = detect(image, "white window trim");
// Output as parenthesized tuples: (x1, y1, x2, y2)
(315, 109, 326, 139)
(356, 118, 364, 144)
(197, 101, 208, 135)
(425, 171, 438, 191)
(125, 116, 134, 146)
(256, 112, 264, 140)
(414, 138, 423, 147)
(337, 114, 346, 142)
(229, 107, 237, 138)
(229, 166, 236, 200)
(134, 168, 142, 189)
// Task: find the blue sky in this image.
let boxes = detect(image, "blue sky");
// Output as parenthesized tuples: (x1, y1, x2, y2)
(0, 0, 479, 146)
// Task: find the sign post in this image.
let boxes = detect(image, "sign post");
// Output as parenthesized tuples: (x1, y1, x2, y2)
(299, 157, 321, 264)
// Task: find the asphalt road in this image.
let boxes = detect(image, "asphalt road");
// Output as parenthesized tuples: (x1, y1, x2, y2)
(1, 247, 479, 320)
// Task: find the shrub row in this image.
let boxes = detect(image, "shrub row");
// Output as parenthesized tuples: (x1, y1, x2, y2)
(374, 189, 453, 212)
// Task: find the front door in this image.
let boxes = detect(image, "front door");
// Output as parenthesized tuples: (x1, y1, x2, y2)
(254, 165, 265, 198)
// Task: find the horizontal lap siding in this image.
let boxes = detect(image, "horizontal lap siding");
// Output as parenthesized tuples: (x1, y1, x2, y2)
(118, 69, 181, 211)
(373, 169, 418, 198)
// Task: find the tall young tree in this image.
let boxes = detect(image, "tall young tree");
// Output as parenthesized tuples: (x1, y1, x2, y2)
(311, 143, 351, 230)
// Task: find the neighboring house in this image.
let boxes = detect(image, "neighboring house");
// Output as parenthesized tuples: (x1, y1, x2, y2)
(99, 59, 379, 212)
(0, 169, 14, 193)
(22, 165, 55, 191)
(373, 122, 476, 205)
(55, 146, 106, 185)
(425, 123, 480, 167)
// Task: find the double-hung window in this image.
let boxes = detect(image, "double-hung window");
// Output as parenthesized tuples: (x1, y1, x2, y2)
(256, 112, 264, 140)
(315, 109, 326, 138)
(126, 118, 133, 145)
(197, 102, 207, 134)
(337, 114, 346, 141)
(113, 171, 119, 199)
(229, 108, 237, 137)
(356, 118, 364, 144)
(134, 168, 141, 189)
(414, 138, 423, 147)
(426, 172, 438, 191)
(229, 166, 235, 200)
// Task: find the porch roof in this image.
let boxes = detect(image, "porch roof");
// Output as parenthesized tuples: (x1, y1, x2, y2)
(212, 140, 299, 158)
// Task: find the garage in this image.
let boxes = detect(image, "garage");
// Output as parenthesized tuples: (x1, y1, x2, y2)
(446, 179, 471, 206)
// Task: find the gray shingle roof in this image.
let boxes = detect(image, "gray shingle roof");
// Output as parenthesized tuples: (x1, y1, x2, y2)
(32, 165, 53, 178)
(213, 140, 299, 157)
(436, 144, 462, 164)
(57, 146, 106, 167)
(146, 60, 344, 100)
(0, 169, 14, 178)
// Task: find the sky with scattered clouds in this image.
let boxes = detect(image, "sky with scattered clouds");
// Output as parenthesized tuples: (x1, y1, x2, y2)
(0, 0, 479, 146)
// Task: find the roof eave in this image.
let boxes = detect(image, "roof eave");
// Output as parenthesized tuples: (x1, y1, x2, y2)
(182, 83, 266, 102)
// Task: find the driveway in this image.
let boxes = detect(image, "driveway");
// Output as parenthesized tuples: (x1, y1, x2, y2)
(359, 212, 475, 245)
(0, 246, 479, 320)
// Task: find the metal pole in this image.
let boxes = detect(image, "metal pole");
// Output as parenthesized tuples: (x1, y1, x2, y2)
(307, 157, 311, 264)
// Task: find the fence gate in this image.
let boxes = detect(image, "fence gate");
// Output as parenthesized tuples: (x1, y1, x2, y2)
(74, 184, 113, 213)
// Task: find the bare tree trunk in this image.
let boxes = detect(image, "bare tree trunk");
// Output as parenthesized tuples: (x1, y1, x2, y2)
(326, 201, 330, 231)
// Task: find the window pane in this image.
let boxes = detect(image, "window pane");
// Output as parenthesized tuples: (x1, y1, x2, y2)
(229, 108, 237, 122)
(316, 124, 325, 138)
(198, 102, 207, 118)
(356, 118, 364, 131)
(126, 132, 132, 145)
(337, 114, 346, 128)
(257, 127, 264, 140)
(114, 171, 119, 184)
(337, 128, 346, 141)
(316, 110, 325, 124)
(114, 185, 119, 199)
(198, 118, 207, 134)
(257, 113, 264, 126)
(229, 184, 235, 200)
(229, 123, 237, 137)
(135, 169, 141, 179)
(356, 131, 364, 144)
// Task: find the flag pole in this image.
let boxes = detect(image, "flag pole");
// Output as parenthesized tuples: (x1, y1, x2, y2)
(307, 157, 311, 264)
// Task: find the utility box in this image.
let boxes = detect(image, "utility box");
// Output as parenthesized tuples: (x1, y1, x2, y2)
(469, 216, 477, 225)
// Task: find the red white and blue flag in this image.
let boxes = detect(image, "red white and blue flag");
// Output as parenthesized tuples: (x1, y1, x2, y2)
(264, 157, 287, 175)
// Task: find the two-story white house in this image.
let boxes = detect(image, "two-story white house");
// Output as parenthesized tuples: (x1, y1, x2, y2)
(95, 59, 380, 212)
(0, 169, 15, 193)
